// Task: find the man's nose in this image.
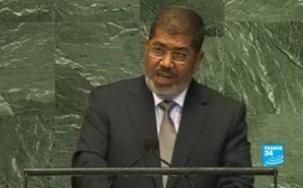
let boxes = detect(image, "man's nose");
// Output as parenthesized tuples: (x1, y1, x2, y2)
(159, 52, 174, 68)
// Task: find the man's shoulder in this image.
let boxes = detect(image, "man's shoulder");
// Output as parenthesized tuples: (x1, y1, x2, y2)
(193, 82, 243, 108)
(90, 76, 143, 97)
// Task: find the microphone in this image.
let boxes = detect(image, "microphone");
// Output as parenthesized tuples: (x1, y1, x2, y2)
(107, 139, 163, 187)
(127, 139, 160, 167)
(108, 139, 193, 188)
(145, 139, 194, 188)
(144, 139, 158, 151)
(144, 139, 171, 167)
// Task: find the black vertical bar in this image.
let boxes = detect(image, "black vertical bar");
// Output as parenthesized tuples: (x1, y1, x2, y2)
(273, 169, 278, 188)
(24, 173, 28, 188)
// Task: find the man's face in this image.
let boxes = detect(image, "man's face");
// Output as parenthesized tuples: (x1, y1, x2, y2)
(144, 26, 203, 97)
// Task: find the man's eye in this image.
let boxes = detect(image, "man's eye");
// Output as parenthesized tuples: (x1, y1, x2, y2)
(151, 46, 164, 54)
(173, 52, 188, 60)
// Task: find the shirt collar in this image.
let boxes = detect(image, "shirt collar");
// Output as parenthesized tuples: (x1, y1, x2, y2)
(152, 87, 188, 107)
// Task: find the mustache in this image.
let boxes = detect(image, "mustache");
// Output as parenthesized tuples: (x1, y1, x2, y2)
(154, 68, 177, 77)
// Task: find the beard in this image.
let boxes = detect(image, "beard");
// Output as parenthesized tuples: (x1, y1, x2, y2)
(144, 68, 192, 98)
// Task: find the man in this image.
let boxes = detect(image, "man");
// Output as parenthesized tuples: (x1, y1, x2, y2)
(72, 6, 254, 188)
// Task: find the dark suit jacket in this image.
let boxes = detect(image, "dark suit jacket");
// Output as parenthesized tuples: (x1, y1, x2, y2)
(72, 76, 254, 188)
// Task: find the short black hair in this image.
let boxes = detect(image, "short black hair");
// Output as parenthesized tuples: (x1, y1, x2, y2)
(148, 6, 205, 51)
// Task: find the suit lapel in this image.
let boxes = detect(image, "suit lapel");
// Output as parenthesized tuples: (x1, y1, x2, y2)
(168, 80, 210, 188)
(126, 76, 162, 188)
(126, 77, 158, 148)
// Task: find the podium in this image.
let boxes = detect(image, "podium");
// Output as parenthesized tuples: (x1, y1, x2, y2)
(23, 167, 278, 188)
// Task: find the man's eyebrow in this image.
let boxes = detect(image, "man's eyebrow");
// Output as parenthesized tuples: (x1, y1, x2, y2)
(173, 47, 190, 52)
(151, 41, 165, 46)
(150, 41, 190, 52)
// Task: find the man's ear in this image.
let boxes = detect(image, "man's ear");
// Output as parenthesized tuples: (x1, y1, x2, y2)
(144, 37, 149, 48)
(193, 50, 204, 72)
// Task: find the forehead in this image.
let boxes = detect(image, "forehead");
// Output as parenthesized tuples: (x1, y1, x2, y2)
(149, 27, 194, 50)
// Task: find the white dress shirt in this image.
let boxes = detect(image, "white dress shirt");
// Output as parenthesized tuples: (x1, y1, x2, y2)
(152, 88, 188, 135)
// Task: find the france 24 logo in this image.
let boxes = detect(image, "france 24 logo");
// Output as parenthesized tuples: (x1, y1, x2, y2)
(262, 144, 284, 167)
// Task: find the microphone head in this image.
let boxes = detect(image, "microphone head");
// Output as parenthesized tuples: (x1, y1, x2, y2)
(144, 139, 159, 151)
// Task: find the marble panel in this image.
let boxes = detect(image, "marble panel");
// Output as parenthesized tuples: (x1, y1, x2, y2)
(54, 0, 139, 23)
(0, 0, 54, 22)
(222, 21, 303, 114)
(0, 22, 55, 187)
(248, 113, 303, 187)
(55, 21, 142, 86)
(224, 0, 303, 21)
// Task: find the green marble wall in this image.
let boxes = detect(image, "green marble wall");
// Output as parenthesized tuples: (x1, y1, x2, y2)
(0, 0, 302, 187)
